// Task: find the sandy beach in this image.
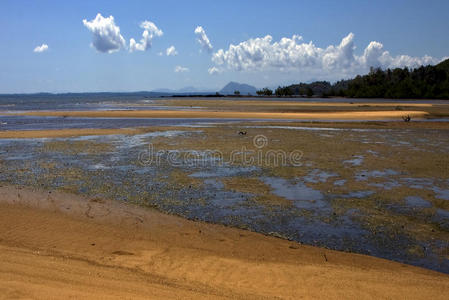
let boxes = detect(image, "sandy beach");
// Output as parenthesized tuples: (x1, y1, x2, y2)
(1, 185, 448, 299)
(13, 109, 430, 120)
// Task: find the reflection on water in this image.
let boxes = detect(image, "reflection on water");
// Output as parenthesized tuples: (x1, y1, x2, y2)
(0, 115, 261, 131)
(262, 177, 327, 209)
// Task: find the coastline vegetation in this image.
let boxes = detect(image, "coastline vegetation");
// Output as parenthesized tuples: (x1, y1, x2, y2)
(258, 58, 449, 99)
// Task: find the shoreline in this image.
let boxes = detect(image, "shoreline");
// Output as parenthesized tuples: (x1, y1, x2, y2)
(1, 120, 449, 139)
(7, 109, 430, 120)
(0, 185, 448, 299)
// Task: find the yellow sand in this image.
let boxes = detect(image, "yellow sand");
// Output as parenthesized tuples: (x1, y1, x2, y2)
(0, 186, 447, 299)
(12, 109, 429, 120)
(0, 128, 137, 139)
(161, 99, 435, 107)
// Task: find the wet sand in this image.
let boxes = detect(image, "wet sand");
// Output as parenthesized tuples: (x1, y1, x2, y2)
(12, 109, 430, 120)
(0, 128, 137, 139)
(1, 121, 449, 139)
(0, 185, 448, 299)
(159, 99, 436, 108)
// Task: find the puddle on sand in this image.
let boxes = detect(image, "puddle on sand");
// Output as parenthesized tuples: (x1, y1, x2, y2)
(344, 190, 375, 198)
(432, 187, 449, 201)
(343, 155, 364, 166)
(88, 163, 111, 170)
(303, 169, 337, 183)
(366, 150, 379, 156)
(244, 125, 389, 132)
(400, 177, 434, 189)
(368, 181, 401, 190)
(436, 209, 449, 219)
(261, 177, 328, 209)
(433, 209, 449, 231)
(404, 196, 433, 208)
(113, 130, 190, 149)
(355, 169, 399, 181)
(189, 166, 259, 178)
(333, 179, 346, 186)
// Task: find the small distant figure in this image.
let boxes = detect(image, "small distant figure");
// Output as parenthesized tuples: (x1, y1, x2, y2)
(238, 131, 247, 135)
(402, 115, 411, 122)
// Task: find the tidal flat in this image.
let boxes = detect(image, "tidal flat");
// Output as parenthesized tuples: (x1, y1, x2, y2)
(1, 115, 448, 273)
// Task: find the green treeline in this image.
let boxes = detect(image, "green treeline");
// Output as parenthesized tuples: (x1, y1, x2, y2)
(258, 58, 449, 99)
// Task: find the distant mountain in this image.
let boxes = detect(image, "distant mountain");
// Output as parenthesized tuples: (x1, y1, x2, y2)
(219, 82, 257, 95)
(151, 86, 215, 94)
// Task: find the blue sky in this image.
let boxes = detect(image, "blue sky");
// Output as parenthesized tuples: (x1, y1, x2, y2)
(0, 0, 448, 93)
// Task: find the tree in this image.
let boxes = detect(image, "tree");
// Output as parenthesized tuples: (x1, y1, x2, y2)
(277, 58, 449, 99)
(306, 87, 313, 97)
(275, 86, 283, 97)
(275, 86, 293, 97)
(256, 87, 273, 96)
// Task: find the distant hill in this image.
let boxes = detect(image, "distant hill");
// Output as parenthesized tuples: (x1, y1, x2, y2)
(151, 86, 215, 94)
(219, 82, 257, 95)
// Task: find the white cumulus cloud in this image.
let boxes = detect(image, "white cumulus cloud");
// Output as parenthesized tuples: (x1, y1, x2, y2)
(174, 65, 189, 73)
(166, 45, 178, 56)
(33, 44, 48, 53)
(82, 13, 126, 53)
(129, 20, 163, 52)
(194, 26, 213, 52)
(211, 33, 442, 79)
(208, 66, 221, 75)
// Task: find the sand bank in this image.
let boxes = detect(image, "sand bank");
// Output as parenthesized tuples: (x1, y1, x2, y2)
(0, 128, 137, 139)
(161, 99, 436, 108)
(0, 186, 447, 299)
(12, 109, 429, 120)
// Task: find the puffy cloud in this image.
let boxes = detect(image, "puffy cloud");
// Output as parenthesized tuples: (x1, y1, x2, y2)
(33, 44, 48, 53)
(194, 26, 213, 52)
(129, 20, 163, 52)
(166, 45, 178, 56)
(174, 65, 189, 73)
(211, 33, 442, 78)
(83, 13, 126, 53)
(208, 66, 221, 75)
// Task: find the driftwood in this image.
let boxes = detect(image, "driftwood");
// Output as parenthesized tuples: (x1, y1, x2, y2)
(402, 115, 411, 122)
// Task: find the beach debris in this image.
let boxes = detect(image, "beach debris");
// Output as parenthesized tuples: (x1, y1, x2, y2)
(112, 250, 135, 256)
(323, 253, 328, 262)
(402, 115, 411, 122)
(238, 131, 247, 135)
